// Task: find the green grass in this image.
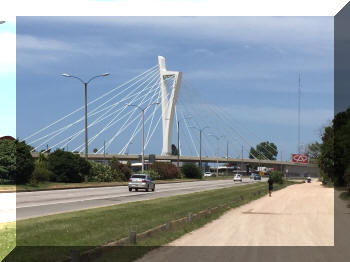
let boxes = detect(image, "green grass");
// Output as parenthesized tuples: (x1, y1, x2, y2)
(12, 181, 293, 262)
(0, 222, 16, 261)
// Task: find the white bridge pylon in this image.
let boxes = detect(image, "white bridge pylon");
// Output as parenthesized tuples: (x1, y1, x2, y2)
(158, 56, 182, 156)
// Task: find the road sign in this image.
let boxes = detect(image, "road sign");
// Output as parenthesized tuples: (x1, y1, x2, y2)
(259, 171, 264, 176)
(292, 154, 308, 164)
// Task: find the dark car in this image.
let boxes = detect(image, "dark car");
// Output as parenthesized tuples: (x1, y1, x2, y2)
(254, 174, 261, 180)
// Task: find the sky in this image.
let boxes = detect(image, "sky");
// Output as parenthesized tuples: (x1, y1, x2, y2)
(0, 20, 16, 137)
(14, 16, 334, 159)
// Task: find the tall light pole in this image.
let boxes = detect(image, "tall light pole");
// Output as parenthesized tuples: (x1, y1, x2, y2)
(190, 126, 209, 172)
(208, 134, 224, 176)
(61, 73, 110, 159)
(127, 103, 159, 173)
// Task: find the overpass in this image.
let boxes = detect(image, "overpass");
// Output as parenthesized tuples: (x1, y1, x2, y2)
(31, 152, 318, 169)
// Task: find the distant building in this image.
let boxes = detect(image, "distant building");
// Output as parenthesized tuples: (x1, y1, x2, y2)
(0, 136, 15, 141)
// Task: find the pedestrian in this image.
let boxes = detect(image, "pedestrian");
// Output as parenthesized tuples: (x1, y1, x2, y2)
(268, 174, 274, 197)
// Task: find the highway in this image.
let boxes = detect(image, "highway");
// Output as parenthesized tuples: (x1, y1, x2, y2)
(13, 178, 264, 221)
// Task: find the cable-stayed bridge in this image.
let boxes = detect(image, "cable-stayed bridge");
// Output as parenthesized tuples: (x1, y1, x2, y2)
(25, 56, 317, 173)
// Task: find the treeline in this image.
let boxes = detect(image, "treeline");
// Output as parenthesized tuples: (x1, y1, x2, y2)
(0, 139, 203, 184)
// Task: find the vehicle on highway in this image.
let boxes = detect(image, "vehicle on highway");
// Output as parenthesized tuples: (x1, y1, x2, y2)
(128, 174, 155, 192)
(306, 177, 312, 183)
(250, 173, 257, 179)
(204, 171, 214, 177)
(253, 174, 261, 180)
(233, 174, 243, 182)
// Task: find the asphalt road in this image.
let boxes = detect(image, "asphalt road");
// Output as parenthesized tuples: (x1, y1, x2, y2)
(13, 178, 263, 221)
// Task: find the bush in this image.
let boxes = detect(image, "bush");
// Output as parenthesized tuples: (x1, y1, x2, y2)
(15, 140, 35, 184)
(146, 169, 160, 180)
(89, 161, 116, 182)
(110, 157, 132, 181)
(182, 163, 202, 179)
(149, 162, 180, 180)
(48, 150, 88, 183)
(32, 165, 54, 183)
(269, 171, 284, 184)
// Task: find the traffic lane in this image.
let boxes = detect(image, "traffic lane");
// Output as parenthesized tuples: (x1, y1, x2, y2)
(16, 178, 264, 208)
(16, 178, 265, 220)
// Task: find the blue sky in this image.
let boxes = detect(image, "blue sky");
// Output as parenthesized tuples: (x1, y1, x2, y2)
(0, 21, 16, 137)
(15, 16, 333, 159)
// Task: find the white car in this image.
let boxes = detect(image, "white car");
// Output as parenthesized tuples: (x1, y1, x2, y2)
(204, 171, 213, 177)
(233, 174, 243, 182)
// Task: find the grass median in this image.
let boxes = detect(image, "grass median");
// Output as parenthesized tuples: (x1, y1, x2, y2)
(9, 181, 293, 262)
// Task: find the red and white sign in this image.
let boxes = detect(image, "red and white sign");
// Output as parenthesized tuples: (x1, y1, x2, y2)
(292, 154, 308, 164)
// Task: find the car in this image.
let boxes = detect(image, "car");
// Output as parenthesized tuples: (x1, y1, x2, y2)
(253, 174, 261, 180)
(233, 174, 243, 182)
(128, 174, 155, 192)
(204, 171, 213, 177)
(306, 177, 312, 183)
(250, 173, 257, 179)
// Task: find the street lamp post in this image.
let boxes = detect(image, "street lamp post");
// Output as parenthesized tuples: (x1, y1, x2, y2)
(208, 134, 224, 177)
(127, 103, 159, 173)
(190, 126, 209, 172)
(61, 73, 110, 159)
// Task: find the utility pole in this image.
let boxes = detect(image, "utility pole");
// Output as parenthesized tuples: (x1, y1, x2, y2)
(177, 120, 180, 169)
(298, 73, 301, 153)
(191, 126, 209, 173)
(241, 145, 244, 172)
(127, 102, 159, 173)
(103, 140, 106, 165)
(226, 141, 229, 176)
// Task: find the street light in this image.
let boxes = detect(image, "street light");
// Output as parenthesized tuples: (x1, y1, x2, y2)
(127, 102, 160, 173)
(166, 114, 192, 170)
(190, 126, 209, 172)
(208, 134, 224, 176)
(61, 73, 110, 159)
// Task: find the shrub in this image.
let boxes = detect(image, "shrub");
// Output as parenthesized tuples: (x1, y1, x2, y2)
(146, 169, 160, 180)
(110, 157, 132, 181)
(48, 150, 83, 183)
(182, 163, 202, 179)
(32, 165, 54, 183)
(89, 161, 116, 182)
(150, 162, 180, 180)
(269, 171, 284, 184)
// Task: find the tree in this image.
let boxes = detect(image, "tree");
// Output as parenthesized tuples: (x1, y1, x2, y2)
(305, 142, 321, 160)
(15, 140, 35, 184)
(48, 149, 84, 183)
(182, 163, 202, 179)
(249, 141, 278, 160)
(0, 139, 16, 182)
(171, 144, 179, 156)
(319, 107, 350, 186)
